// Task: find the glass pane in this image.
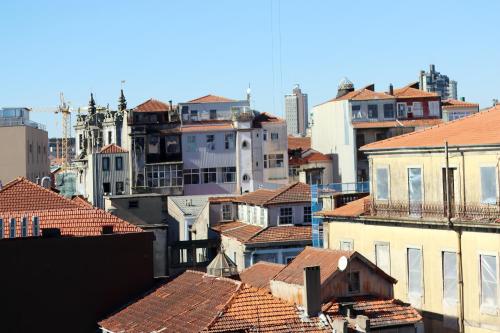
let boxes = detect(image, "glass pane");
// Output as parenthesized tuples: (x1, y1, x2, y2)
(443, 252, 458, 303)
(408, 248, 422, 296)
(376, 168, 389, 200)
(480, 167, 497, 204)
(481, 255, 498, 306)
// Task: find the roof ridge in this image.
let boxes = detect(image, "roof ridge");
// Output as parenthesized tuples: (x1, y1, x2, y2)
(263, 182, 300, 204)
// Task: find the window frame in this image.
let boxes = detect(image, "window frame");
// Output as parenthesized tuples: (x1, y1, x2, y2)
(406, 246, 424, 301)
(367, 104, 379, 119)
(115, 156, 123, 171)
(479, 252, 499, 313)
(183, 169, 200, 185)
(32, 217, 39, 237)
(115, 181, 124, 194)
(9, 218, 16, 238)
(480, 165, 498, 204)
(21, 217, 28, 237)
(340, 239, 353, 251)
(102, 157, 110, 171)
(442, 250, 458, 305)
(206, 135, 215, 151)
(221, 167, 236, 183)
(347, 271, 361, 294)
(224, 133, 235, 150)
(222, 204, 232, 221)
(375, 167, 390, 201)
(278, 207, 293, 225)
(202, 167, 217, 184)
(375, 241, 391, 274)
(383, 103, 395, 119)
(303, 206, 312, 224)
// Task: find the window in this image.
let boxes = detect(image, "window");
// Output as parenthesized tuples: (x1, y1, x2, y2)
(412, 102, 423, 117)
(146, 164, 183, 188)
(103, 182, 111, 194)
(187, 135, 197, 152)
(206, 135, 215, 150)
(242, 140, 249, 149)
(108, 131, 112, 144)
(181, 106, 189, 121)
(271, 132, 279, 140)
(303, 206, 312, 224)
(184, 169, 200, 185)
(242, 174, 250, 182)
(264, 154, 284, 168)
(279, 207, 293, 225)
(480, 166, 497, 204)
(348, 272, 360, 293)
(79, 134, 83, 149)
(407, 248, 423, 297)
(397, 103, 407, 118)
(340, 240, 353, 251)
(222, 167, 236, 183)
(480, 254, 498, 308)
(209, 109, 217, 120)
(442, 251, 458, 304)
(21, 217, 27, 237)
(116, 181, 124, 194)
(0, 219, 3, 238)
(32, 217, 39, 237)
(9, 218, 16, 238)
(102, 157, 110, 171)
(202, 168, 217, 183)
(224, 133, 235, 149)
(222, 204, 232, 221)
(376, 168, 389, 200)
(429, 101, 440, 117)
(376, 132, 387, 141)
(367, 105, 378, 119)
(375, 243, 391, 274)
(129, 200, 139, 208)
(260, 207, 266, 225)
(263, 130, 268, 141)
(408, 168, 423, 215)
(351, 105, 364, 119)
(383, 104, 395, 118)
(115, 156, 123, 171)
(190, 110, 198, 121)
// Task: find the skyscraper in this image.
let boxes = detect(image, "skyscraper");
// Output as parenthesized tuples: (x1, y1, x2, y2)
(285, 84, 308, 137)
(418, 64, 458, 100)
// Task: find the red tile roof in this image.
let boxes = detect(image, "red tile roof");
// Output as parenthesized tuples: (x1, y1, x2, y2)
(181, 122, 234, 133)
(392, 85, 439, 99)
(323, 86, 394, 105)
(211, 221, 263, 242)
(187, 94, 237, 103)
(318, 197, 369, 218)
(323, 296, 422, 329)
(253, 112, 286, 127)
(134, 99, 173, 112)
(288, 136, 311, 150)
(71, 195, 94, 208)
(442, 98, 480, 110)
(246, 225, 312, 244)
(362, 105, 500, 150)
(99, 143, 128, 154)
(239, 262, 285, 291)
(205, 285, 328, 333)
(290, 149, 331, 166)
(236, 182, 311, 206)
(99, 270, 241, 333)
(0, 178, 142, 236)
(352, 118, 442, 129)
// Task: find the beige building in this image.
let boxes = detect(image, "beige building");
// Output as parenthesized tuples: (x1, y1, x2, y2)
(0, 107, 49, 185)
(319, 105, 500, 333)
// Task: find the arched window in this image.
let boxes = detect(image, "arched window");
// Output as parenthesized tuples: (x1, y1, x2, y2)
(32, 217, 40, 236)
(242, 141, 248, 149)
(9, 218, 16, 238)
(21, 217, 27, 237)
(242, 174, 250, 182)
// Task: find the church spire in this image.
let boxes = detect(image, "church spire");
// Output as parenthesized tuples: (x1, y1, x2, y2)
(88, 93, 96, 114)
(118, 89, 127, 112)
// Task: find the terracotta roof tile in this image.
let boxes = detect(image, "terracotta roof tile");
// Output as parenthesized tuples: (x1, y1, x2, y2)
(290, 150, 331, 166)
(273, 247, 353, 285)
(99, 143, 128, 154)
(442, 98, 480, 110)
(209, 196, 239, 204)
(211, 221, 263, 242)
(265, 182, 311, 205)
(239, 262, 285, 291)
(324, 87, 394, 104)
(318, 197, 369, 218)
(181, 122, 234, 133)
(322, 296, 422, 329)
(187, 94, 237, 103)
(362, 105, 500, 150)
(134, 99, 173, 112)
(253, 112, 286, 127)
(245, 225, 312, 244)
(288, 136, 311, 150)
(392, 86, 439, 99)
(205, 285, 328, 333)
(352, 118, 442, 129)
(99, 270, 241, 333)
(71, 195, 94, 208)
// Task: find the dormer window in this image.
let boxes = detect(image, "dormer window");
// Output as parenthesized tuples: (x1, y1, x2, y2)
(9, 218, 16, 238)
(21, 217, 27, 237)
(279, 207, 293, 225)
(32, 217, 40, 236)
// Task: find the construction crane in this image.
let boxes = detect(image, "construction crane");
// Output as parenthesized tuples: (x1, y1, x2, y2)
(29, 93, 72, 169)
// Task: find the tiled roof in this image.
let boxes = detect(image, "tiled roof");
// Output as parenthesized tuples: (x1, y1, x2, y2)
(324, 87, 394, 104)
(99, 143, 128, 154)
(187, 94, 237, 103)
(204, 285, 328, 333)
(209, 196, 239, 203)
(234, 189, 276, 206)
(99, 270, 241, 333)
(211, 221, 264, 242)
(71, 195, 94, 208)
(362, 104, 500, 150)
(442, 98, 480, 110)
(273, 247, 353, 286)
(265, 182, 311, 205)
(290, 149, 330, 166)
(181, 122, 234, 133)
(392, 85, 439, 99)
(253, 112, 286, 127)
(134, 99, 172, 112)
(352, 118, 442, 129)
(246, 225, 312, 244)
(0, 177, 81, 213)
(239, 262, 285, 291)
(288, 136, 311, 150)
(0, 208, 142, 237)
(318, 197, 369, 218)
(323, 296, 422, 329)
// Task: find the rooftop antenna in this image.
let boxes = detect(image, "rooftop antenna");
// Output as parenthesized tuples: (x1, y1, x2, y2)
(246, 83, 252, 106)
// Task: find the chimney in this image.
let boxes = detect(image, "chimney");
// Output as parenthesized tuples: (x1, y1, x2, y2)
(460, 97, 465, 102)
(430, 64, 435, 73)
(338, 302, 356, 318)
(388, 83, 394, 96)
(303, 266, 321, 317)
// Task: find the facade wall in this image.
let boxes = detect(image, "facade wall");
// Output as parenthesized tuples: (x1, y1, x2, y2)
(262, 122, 289, 184)
(327, 220, 500, 333)
(312, 100, 356, 183)
(89, 152, 130, 208)
(267, 203, 311, 226)
(294, 160, 334, 185)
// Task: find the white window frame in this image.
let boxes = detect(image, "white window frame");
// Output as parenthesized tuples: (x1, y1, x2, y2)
(375, 166, 390, 201)
(397, 103, 407, 118)
(478, 252, 499, 314)
(407, 165, 424, 216)
(224, 133, 235, 150)
(480, 165, 498, 204)
(221, 204, 232, 221)
(221, 167, 236, 183)
(406, 246, 424, 305)
(412, 102, 423, 117)
(206, 135, 215, 150)
(186, 135, 197, 152)
(441, 250, 458, 306)
(340, 239, 353, 251)
(202, 167, 217, 184)
(374, 241, 391, 275)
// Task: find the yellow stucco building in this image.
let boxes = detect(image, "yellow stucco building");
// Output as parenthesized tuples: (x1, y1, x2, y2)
(319, 106, 500, 333)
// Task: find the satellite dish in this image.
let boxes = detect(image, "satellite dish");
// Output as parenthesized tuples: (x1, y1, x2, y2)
(338, 256, 348, 271)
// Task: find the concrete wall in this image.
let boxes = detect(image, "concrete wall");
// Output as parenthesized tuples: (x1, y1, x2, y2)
(0, 125, 49, 184)
(0, 232, 154, 333)
(262, 122, 289, 184)
(267, 203, 311, 226)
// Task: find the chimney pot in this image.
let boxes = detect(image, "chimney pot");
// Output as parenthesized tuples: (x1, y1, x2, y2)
(389, 83, 394, 96)
(303, 266, 321, 317)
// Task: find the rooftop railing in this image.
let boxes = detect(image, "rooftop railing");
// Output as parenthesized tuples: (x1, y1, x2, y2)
(0, 117, 46, 131)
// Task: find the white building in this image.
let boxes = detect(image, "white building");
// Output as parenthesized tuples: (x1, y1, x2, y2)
(284, 84, 308, 136)
(442, 98, 479, 121)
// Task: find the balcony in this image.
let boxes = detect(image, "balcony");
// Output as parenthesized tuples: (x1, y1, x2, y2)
(364, 200, 500, 223)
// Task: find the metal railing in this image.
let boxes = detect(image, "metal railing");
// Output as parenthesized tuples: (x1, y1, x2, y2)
(0, 117, 46, 131)
(365, 200, 500, 223)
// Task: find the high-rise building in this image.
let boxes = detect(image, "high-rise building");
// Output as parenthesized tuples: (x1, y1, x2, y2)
(284, 84, 308, 136)
(419, 64, 458, 100)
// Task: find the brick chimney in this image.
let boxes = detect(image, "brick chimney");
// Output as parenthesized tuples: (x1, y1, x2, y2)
(303, 266, 321, 317)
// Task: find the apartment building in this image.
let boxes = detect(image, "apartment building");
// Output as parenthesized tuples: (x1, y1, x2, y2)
(312, 80, 442, 183)
(0, 107, 49, 185)
(285, 84, 309, 136)
(319, 105, 500, 333)
(419, 64, 458, 100)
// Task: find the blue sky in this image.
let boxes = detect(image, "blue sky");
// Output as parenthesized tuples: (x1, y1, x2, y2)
(1, 0, 499, 137)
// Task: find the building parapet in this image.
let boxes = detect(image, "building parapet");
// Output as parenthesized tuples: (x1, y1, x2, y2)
(0, 117, 46, 131)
